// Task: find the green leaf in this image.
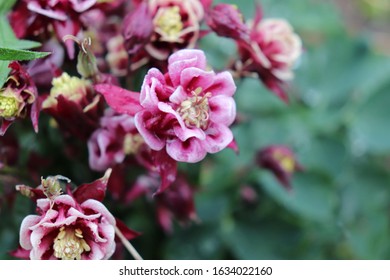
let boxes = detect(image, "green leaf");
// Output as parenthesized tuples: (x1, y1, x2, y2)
(0, 0, 17, 14)
(0, 47, 50, 61)
(258, 172, 337, 222)
(349, 80, 390, 155)
(0, 60, 10, 89)
(0, 16, 41, 50)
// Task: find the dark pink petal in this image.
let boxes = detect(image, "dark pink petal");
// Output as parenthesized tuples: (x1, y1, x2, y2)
(205, 71, 236, 97)
(53, 20, 80, 59)
(206, 3, 249, 42)
(166, 138, 207, 163)
(209, 95, 236, 126)
(168, 49, 207, 87)
(134, 110, 165, 150)
(95, 84, 142, 115)
(73, 169, 112, 203)
(152, 150, 178, 194)
(9, 247, 30, 259)
(0, 120, 13, 136)
(180, 68, 215, 93)
(203, 123, 234, 154)
(115, 218, 141, 240)
(122, 2, 153, 55)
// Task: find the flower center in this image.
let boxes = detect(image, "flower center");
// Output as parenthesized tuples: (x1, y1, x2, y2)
(43, 73, 90, 109)
(53, 227, 91, 260)
(273, 151, 295, 173)
(123, 133, 144, 155)
(177, 87, 211, 130)
(154, 6, 183, 41)
(0, 92, 19, 118)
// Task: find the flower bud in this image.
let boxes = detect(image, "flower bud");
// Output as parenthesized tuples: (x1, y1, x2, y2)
(256, 145, 303, 190)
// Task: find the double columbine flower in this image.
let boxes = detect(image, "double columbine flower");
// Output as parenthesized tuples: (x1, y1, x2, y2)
(97, 49, 237, 163)
(134, 49, 237, 163)
(123, 0, 210, 69)
(0, 62, 40, 136)
(42, 72, 103, 139)
(207, 4, 302, 102)
(15, 171, 138, 260)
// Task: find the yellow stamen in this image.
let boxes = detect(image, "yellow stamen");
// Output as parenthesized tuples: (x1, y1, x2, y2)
(53, 227, 91, 260)
(177, 87, 211, 130)
(154, 6, 183, 42)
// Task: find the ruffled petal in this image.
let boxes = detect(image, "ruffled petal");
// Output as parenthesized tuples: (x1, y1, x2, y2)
(166, 138, 207, 163)
(203, 123, 233, 154)
(209, 96, 236, 126)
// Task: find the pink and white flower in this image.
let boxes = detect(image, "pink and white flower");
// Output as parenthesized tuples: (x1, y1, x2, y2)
(19, 194, 116, 260)
(134, 49, 237, 163)
(88, 109, 144, 171)
(236, 7, 302, 102)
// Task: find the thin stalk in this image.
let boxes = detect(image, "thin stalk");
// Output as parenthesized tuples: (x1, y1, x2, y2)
(114, 226, 143, 260)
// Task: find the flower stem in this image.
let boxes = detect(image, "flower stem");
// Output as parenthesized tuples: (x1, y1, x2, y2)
(114, 226, 143, 260)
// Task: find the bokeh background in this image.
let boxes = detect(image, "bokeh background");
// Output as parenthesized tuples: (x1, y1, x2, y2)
(1, 0, 390, 259)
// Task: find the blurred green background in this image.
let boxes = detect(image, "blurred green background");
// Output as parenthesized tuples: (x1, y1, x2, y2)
(1, 0, 390, 259)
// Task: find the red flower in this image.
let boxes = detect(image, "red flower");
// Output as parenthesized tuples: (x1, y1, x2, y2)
(123, 0, 209, 70)
(0, 62, 40, 136)
(256, 145, 303, 190)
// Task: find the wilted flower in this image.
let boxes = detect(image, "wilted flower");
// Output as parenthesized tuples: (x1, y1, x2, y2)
(133, 49, 237, 163)
(0, 62, 40, 135)
(42, 72, 103, 139)
(256, 145, 303, 190)
(236, 7, 302, 102)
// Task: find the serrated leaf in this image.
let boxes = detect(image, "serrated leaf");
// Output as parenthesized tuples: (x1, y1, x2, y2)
(0, 0, 17, 14)
(0, 47, 50, 61)
(0, 60, 10, 89)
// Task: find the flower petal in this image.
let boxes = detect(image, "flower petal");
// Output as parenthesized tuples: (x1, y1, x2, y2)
(209, 95, 236, 126)
(168, 49, 207, 87)
(180, 68, 215, 93)
(166, 138, 207, 163)
(134, 110, 165, 150)
(203, 123, 233, 154)
(95, 84, 142, 116)
(205, 71, 236, 97)
(20, 215, 41, 250)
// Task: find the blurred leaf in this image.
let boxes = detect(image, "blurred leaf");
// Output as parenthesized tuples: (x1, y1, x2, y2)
(225, 221, 300, 259)
(0, 60, 10, 89)
(258, 172, 337, 222)
(0, 0, 17, 14)
(0, 16, 41, 50)
(349, 81, 390, 155)
(163, 225, 224, 259)
(0, 47, 50, 61)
